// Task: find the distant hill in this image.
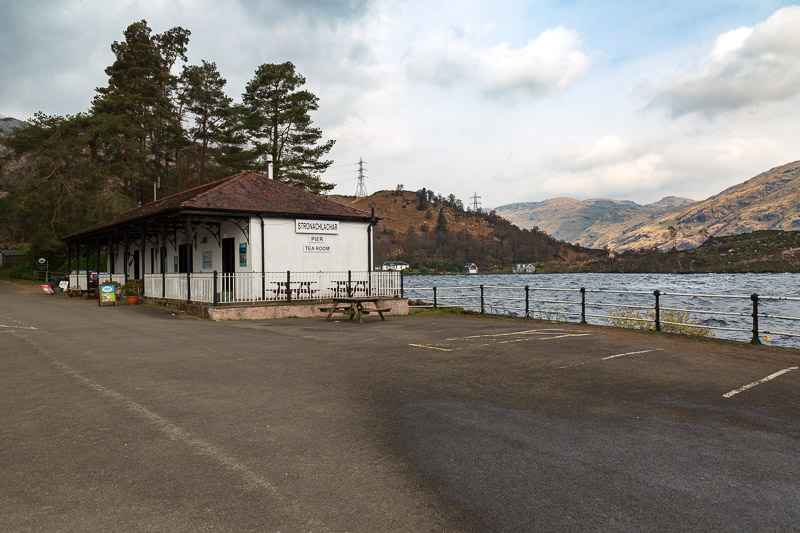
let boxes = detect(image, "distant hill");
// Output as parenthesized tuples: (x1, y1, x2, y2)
(495, 196, 696, 250)
(0, 118, 25, 136)
(0, 117, 27, 188)
(577, 230, 800, 273)
(330, 190, 606, 270)
(497, 160, 800, 251)
(612, 161, 800, 250)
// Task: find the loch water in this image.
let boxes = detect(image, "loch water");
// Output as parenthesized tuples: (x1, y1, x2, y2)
(402, 273, 800, 349)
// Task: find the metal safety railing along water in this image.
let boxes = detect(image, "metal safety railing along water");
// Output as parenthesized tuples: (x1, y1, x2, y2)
(406, 283, 800, 347)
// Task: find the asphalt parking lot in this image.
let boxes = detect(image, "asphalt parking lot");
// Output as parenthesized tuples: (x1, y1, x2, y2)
(2, 280, 799, 532)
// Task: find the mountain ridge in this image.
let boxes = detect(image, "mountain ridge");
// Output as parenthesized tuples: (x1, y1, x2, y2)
(496, 160, 800, 250)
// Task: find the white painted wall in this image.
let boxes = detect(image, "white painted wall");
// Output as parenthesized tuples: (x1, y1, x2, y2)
(106, 216, 372, 276)
(259, 218, 371, 272)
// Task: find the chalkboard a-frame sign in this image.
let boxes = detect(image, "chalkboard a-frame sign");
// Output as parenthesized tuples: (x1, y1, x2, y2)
(98, 283, 117, 306)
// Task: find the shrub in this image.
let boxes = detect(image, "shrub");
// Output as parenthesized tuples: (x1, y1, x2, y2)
(606, 305, 713, 337)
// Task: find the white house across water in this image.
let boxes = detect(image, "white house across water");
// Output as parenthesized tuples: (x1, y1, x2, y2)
(62, 171, 406, 318)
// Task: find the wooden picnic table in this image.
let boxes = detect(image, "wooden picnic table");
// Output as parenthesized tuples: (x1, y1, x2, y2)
(272, 281, 318, 299)
(322, 296, 390, 325)
(330, 280, 369, 297)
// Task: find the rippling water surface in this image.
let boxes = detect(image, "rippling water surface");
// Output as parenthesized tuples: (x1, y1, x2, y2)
(403, 273, 800, 348)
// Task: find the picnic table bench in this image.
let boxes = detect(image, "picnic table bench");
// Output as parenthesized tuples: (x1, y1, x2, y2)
(320, 296, 391, 325)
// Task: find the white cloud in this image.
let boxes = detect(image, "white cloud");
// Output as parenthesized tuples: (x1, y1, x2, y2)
(535, 134, 671, 200)
(652, 5, 800, 117)
(405, 26, 591, 100)
(547, 135, 647, 173)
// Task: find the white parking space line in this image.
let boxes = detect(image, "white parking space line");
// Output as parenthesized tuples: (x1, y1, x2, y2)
(0, 324, 37, 330)
(411, 332, 591, 352)
(723, 366, 798, 398)
(445, 329, 565, 341)
(408, 344, 454, 352)
(602, 349, 660, 361)
(557, 348, 661, 369)
(534, 334, 591, 341)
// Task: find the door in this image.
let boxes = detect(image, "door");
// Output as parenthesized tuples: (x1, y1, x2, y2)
(222, 238, 235, 299)
(178, 244, 188, 273)
(132, 250, 140, 279)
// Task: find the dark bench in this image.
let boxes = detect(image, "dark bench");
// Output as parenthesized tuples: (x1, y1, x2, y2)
(359, 307, 391, 320)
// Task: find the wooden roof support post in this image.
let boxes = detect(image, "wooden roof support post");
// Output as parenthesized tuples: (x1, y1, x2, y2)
(107, 235, 114, 274)
(160, 223, 167, 298)
(185, 216, 192, 303)
(140, 227, 146, 280)
(123, 231, 129, 281)
(85, 240, 90, 281)
(260, 216, 265, 301)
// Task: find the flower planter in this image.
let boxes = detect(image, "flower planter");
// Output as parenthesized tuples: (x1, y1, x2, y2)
(126, 295, 139, 306)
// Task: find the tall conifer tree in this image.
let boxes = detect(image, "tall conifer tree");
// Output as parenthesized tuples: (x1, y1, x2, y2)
(241, 62, 334, 193)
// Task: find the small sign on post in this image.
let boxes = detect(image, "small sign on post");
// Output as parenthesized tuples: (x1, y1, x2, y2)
(98, 283, 117, 306)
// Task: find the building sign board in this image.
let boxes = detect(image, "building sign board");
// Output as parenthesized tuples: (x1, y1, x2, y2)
(239, 243, 247, 267)
(98, 283, 116, 306)
(295, 220, 339, 234)
(303, 243, 332, 253)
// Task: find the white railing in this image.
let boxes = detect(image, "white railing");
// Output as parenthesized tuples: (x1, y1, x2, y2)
(69, 273, 89, 291)
(69, 273, 127, 291)
(143, 271, 402, 305)
(99, 273, 127, 285)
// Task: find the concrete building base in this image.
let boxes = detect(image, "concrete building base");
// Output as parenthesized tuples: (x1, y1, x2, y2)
(144, 297, 409, 321)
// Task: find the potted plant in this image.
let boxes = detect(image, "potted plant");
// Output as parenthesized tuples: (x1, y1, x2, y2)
(120, 280, 142, 305)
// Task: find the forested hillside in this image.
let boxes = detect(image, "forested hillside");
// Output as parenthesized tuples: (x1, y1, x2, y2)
(0, 20, 335, 263)
(333, 189, 607, 271)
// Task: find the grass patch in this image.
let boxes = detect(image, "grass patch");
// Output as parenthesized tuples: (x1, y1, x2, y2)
(607, 305, 713, 337)
(410, 306, 464, 316)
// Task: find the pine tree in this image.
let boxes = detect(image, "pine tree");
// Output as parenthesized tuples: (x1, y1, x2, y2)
(436, 208, 448, 234)
(92, 20, 190, 202)
(240, 62, 334, 193)
(177, 60, 233, 188)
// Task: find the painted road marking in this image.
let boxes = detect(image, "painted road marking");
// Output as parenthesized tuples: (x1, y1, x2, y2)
(408, 344, 454, 352)
(13, 333, 325, 529)
(446, 329, 566, 341)
(0, 324, 37, 330)
(410, 332, 591, 352)
(723, 366, 798, 398)
(557, 348, 662, 369)
(602, 349, 661, 361)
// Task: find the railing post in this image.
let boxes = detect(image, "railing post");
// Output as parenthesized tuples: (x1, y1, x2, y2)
(525, 285, 530, 318)
(187, 273, 191, 303)
(213, 271, 218, 306)
(580, 287, 586, 324)
(751, 293, 761, 345)
(287, 270, 291, 303)
(162, 271, 165, 299)
(368, 270, 372, 296)
(400, 270, 404, 298)
(480, 284, 485, 315)
(347, 270, 352, 297)
(433, 287, 437, 309)
(654, 290, 661, 332)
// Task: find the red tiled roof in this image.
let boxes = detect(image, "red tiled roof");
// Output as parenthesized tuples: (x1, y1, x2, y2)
(64, 171, 371, 240)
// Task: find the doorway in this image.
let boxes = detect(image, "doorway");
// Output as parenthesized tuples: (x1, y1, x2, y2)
(222, 238, 235, 297)
(132, 250, 140, 279)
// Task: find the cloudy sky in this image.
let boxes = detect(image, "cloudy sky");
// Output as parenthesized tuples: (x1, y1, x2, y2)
(1, 0, 799, 209)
